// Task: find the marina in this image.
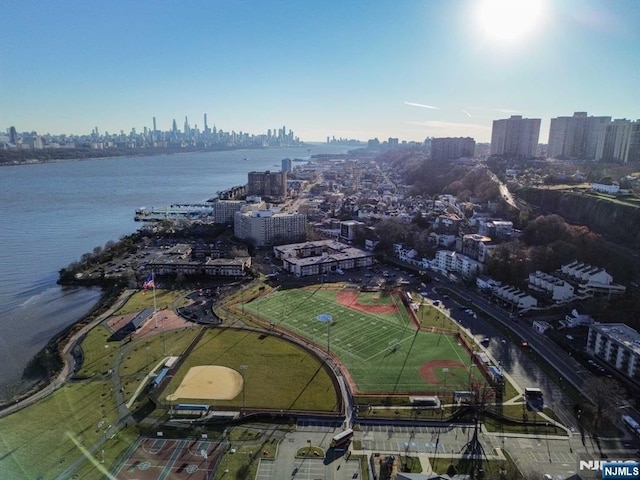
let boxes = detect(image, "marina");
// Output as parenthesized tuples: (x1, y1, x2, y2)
(134, 203, 215, 222)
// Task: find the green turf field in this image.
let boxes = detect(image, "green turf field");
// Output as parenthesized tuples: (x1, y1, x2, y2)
(244, 287, 484, 394)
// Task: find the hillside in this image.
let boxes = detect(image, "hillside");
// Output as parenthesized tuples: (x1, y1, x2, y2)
(516, 187, 640, 249)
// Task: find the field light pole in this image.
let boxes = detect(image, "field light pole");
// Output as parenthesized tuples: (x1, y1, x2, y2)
(240, 365, 248, 410)
(441, 367, 449, 420)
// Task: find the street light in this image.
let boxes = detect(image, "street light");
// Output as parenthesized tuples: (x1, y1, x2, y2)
(239, 365, 248, 410)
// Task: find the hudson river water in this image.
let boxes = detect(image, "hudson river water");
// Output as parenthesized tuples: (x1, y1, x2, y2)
(0, 144, 351, 400)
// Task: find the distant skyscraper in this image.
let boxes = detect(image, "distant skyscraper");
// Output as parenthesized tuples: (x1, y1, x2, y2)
(204, 113, 208, 133)
(491, 115, 541, 159)
(548, 112, 611, 160)
(172, 119, 178, 133)
(8, 126, 17, 144)
(184, 116, 190, 136)
(153, 116, 157, 132)
(431, 137, 476, 161)
(282, 158, 292, 173)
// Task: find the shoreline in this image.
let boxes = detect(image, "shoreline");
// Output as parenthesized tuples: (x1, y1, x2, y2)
(0, 283, 125, 413)
(0, 144, 269, 167)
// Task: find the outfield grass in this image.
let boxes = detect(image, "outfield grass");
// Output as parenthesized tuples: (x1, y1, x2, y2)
(245, 287, 485, 394)
(0, 382, 119, 479)
(160, 328, 339, 411)
(118, 326, 202, 406)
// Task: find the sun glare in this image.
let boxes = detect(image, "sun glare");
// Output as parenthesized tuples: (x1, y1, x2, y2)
(478, 0, 545, 42)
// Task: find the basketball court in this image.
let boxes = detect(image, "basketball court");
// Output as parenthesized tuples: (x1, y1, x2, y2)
(112, 437, 223, 479)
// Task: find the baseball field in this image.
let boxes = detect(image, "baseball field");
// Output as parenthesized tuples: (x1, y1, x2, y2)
(244, 286, 485, 395)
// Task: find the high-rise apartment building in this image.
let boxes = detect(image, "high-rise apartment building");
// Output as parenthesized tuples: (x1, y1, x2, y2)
(281, 158, 292, 173)
(491, 115, 541, 159)
(548, 112, 611, 160)
(431, 137, 475, 161)
(247, 171, 287, 201)
(596, 119, 640, 163)
(234, 209, 307, 247)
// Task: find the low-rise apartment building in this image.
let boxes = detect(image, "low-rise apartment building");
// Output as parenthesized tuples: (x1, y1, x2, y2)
(273, 240, 373, 277)
(587, 323, 640, 382)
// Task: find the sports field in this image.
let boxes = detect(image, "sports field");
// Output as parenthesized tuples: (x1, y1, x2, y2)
(244, 286, 484, 394)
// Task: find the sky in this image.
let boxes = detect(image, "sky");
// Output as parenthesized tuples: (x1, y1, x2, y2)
(1, 0, 638, 143)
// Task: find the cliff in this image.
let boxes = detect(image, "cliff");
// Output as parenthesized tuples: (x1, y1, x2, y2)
(517, 187, 640, 249)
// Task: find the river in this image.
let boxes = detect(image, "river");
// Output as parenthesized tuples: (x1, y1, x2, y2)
(0, 143, 352, 400)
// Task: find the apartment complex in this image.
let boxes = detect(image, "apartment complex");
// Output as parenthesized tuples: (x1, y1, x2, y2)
(596, 118, 640, 163)
(528, 271, 574, 302)
(234, 209, 307, 247)
(247, 171, 287, 201)
(273, 240, 373, 277)
(433, 250, 484, 279)
(548, 112, 611, 160)
(587, 323, 640, 382)
(211, 199, 244, 224)
(560, 261, 626, 297)
(430, 137, 475, 161)
(491, 115, 541, 159)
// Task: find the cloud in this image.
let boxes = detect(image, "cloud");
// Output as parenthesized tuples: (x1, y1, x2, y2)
(462, 109, 472, 117)
(404, 101, 440, 110)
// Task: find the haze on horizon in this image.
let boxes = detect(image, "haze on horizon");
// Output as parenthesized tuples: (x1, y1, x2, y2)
(0, 0, 638, 143)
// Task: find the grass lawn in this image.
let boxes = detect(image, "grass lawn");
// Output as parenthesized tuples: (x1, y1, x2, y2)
(160, 328, 339, 411)
(76, 325, 119, 378)
(245, 287, 485, 394)
(416, 304, 456, 331)
(0, 382, 118, 479)
(112, 289, 189, 316)
(71, 424, 139, 480)
(429, 449, 526, 479)
(213, 444, 264, 480)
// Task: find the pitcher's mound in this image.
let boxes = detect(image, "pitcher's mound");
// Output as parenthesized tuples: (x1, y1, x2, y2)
(166, 365, 243, 401)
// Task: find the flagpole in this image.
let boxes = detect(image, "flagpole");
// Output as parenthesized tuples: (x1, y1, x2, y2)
(152, 271, 158, 328)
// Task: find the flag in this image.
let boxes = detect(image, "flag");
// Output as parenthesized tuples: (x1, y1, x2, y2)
(142, 273, 155, 290)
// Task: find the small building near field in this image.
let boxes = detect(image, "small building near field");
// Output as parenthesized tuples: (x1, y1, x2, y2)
(125, 308, 155, 332)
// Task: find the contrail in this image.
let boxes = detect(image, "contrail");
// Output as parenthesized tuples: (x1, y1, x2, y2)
(495, 108, 521, 114)
(404, 101, 440, 110)
(462, 109, 472, 117)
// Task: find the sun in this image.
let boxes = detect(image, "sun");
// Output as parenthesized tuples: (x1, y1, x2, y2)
(477, 0, 545, 42)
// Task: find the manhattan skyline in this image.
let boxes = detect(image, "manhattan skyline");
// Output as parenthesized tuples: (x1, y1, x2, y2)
(1, 0, 638, 143)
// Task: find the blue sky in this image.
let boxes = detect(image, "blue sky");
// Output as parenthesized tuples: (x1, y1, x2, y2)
(1, 0, 638, 142)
